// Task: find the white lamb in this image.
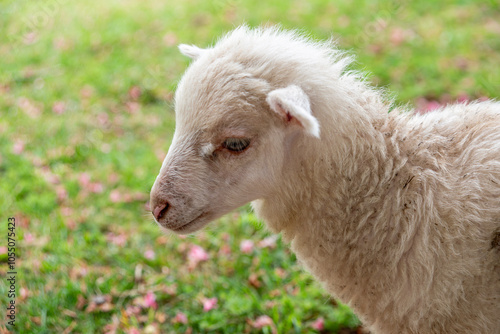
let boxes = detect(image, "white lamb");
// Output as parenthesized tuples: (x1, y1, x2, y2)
(149, 26, 500, 334)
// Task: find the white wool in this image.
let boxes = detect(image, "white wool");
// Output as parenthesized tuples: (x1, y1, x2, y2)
(150, 26, 500, 334)
(178, 44, 206, 60)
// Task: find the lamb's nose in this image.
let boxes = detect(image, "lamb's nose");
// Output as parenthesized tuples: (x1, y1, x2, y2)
(153, 201, 170, 221)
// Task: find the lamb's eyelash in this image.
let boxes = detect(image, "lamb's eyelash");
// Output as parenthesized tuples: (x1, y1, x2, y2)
(223, 138, 251, 152)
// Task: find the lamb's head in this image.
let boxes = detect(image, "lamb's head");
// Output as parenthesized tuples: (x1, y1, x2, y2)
(149, 30, 322, 234)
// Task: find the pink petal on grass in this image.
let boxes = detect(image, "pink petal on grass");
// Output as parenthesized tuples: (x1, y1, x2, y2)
(17, 97, 41, 117)
(188, 245, 209, 263)
(390, 27, 406, 46)
(52, 101, 66, 114)
(144, 249, 156, 260)
(128, 86, 141, 101)
(0, 246, 6, 254)
(61, 207, 73, 216)
(23, 32, 38, 45)
(80, 86, 94, 99)
(163, 32, 178, 47)
(24, 233, 34, 243)
(109, 189, 122, 203)
(20, 287, 29, 300)
(79, 173, 91, 187)
(97, 113, 109, 126)
(240, 240, 254, 254)
(89, 182, 104, 193)
(457, 93, 469, 104)
(311, 317, 325, 331)
(56, 186, 68, 202)
(125, 305, 142, 316)
(106, 233, 127, 247)
(258, 235, 278, 249)
(219, 244, 232, 256)
(126, 102, 140, 114)
(173, 312, 188, 324)
(252, 315, 274, 329)
(426, 101, 441, 112)
(202, 297, 217, 312)
(144, 291, 157, 309)
(12, 140, 25, 155)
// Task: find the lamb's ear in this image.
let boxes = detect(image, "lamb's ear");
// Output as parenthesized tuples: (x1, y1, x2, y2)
(178, 44, 206, 60)
(266, 85, 320, 138)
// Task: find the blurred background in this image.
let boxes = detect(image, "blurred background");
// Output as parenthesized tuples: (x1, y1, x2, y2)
(0, 0, 499, 333)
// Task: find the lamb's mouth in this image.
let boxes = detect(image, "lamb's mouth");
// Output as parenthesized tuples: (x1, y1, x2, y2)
(170, 211, 211, 234)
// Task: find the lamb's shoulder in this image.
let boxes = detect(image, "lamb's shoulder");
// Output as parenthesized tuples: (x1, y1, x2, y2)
(389, 102, 500, 206)
(390, 101, 500, 250)
(360, 104, 500, 332)
(406, 101, 500, 152)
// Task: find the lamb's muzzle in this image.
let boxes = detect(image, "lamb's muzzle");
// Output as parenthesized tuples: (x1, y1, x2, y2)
(149, 26, 500, 334)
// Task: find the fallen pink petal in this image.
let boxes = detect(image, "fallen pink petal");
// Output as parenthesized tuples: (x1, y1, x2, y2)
(127, 328, 141, 334)
(52, 101, 66, 114)
(252, 315, 274, 329)
(219, 244, 232, 256)
(173, 312, 188, 324)
(109, 189, 122, 203)
(125, 305, 142, 316)
(188, 245, 209, 264)
(258, 235, 278, 249)
(78, 173, 91, 187)
(240, 239, 254, 254)
(426, 100, 441, 111)
(458, 93, 469, 103)
(20, 287, 29, 300)
(89, 182, 104, 193)
(202, 297, 217, 312)
(144, 249, 156, 260)
(311, 317, 325, 331)
(106, 233, 127, 247)
(24, 233, 34, 243)
(144, 291, 157, 309)
(128, 86, 141, 100)
(56, 186, 68, 202)
(12, 140, 25, 155)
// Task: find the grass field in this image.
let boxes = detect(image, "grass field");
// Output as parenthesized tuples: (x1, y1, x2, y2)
(1, 0, 499, 333)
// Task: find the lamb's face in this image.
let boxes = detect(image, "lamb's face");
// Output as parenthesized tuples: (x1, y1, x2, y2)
(149, 44, 320, 234)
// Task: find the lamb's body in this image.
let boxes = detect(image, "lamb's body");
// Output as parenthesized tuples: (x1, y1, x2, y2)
(255, 101, 500, 333)
(150, 27, 500, 333)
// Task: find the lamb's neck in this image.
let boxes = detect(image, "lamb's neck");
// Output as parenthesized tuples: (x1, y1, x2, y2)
(255, 88, 415, 307)
(260, 81, 406, 240)
(286, 121, 404, 241)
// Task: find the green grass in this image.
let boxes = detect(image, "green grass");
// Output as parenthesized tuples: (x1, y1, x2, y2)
(0, 0, 499, 333)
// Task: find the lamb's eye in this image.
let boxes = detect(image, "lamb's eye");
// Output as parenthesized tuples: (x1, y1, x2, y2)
(223, 138, 251, 153)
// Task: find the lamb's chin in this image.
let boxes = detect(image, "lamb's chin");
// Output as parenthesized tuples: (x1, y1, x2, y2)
(168, 212, 213, 235)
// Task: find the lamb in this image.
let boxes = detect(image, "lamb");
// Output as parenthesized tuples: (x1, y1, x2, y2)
(149, 26, 500, 334)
